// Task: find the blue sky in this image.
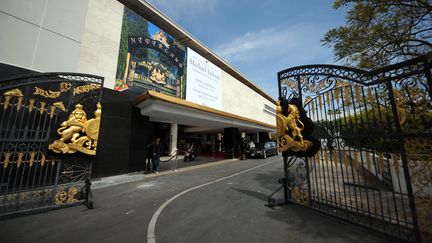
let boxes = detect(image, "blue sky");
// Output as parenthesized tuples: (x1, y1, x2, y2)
(147, 0, 347, 99)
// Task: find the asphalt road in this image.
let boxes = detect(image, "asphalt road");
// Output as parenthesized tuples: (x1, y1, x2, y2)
(0, 156, 399, 243)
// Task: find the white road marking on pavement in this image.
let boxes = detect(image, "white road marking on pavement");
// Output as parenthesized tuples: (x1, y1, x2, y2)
(147, 159, 278, 243)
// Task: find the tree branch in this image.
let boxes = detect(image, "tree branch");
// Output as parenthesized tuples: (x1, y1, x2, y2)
(411, 27, 432, 35)
(406, 38, 432, 47)
(412, 9, 431, 27)
(415, 0, 432, 11)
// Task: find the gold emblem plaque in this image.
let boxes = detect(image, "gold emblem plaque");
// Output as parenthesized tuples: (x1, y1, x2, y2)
(49, 103, 102, 155)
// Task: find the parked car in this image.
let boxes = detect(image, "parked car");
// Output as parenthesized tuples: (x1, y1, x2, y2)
(249, 141, 278, 159)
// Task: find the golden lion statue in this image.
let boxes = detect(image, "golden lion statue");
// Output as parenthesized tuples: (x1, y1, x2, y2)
(49, 103, 101, 155)
(276, 101, 311, 152)
(286, 104, 305, 145)
(57, 104, 87, 144)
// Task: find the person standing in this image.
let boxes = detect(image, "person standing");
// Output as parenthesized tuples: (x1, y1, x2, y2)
(144, 143, 152, 174)
(150, 138, 163, 174)
(240, 138, 247, 160)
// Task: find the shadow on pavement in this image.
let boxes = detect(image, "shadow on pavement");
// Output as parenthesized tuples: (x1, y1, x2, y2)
(253, 169, 284, 193)
(263, 203, 403, 243)
(231, 188, 268, 202)
(241, 158, 404, 243)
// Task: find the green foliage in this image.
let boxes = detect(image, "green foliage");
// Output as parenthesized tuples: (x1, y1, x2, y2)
(317, 105, 400, 152)
(115, 12, 129, 80)
(319, 101, 432, 153)
(323, 0, 432, 69)
(115, 8, 149, 80)
(125, 8, 149, 36)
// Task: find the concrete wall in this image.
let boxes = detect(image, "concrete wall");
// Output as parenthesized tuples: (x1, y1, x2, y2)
(222, 71, 275, 126)
(77, 0, 124, 90)
(0, 0, 89, 72)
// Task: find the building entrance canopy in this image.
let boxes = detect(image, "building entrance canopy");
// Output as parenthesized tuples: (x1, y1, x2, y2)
(134, 91, 275, 133)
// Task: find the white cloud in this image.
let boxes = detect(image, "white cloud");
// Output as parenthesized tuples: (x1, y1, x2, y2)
(214, 24, 329, 63)
(214, 28, 294, 61)
(213, 24, 338, 99)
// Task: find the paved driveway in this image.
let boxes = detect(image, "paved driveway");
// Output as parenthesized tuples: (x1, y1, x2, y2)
(0, 156, 400, 243)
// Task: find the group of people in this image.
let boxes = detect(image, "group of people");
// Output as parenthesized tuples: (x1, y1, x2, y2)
(144, 138, 200, 174)
(240, 139, 255, 160)
(144, 138, 163, 174)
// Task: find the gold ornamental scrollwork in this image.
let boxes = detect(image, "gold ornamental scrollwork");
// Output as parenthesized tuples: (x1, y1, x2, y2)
(291, 186, 308, 204)
(55, 189, 67, 204)
(34, 87, 60, 99)
(3, 88, 23, 97)
(49, 102, 102, 155)
(55, 187, 78, 205)
(280, 79, 298, 90)
(33, 82, 71, 99)
(276, 101, 312, 152)
(73, 84, 101, 96)
(3, 88, 24, 110)
(60, 82, 72, 92)
(53, 101, 66, 112)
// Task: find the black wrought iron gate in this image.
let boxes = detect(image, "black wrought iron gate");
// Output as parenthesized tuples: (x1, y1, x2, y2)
(0, 73, 103, 217)
(277, 54, 432, 242)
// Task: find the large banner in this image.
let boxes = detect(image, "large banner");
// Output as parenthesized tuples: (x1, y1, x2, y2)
(115, 8, 187, 98)
(186, 48, 222, 110)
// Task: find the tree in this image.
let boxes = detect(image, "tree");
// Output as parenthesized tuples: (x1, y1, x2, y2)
(322, 0, 432, 69)
(115, 12, 129, 80)
(115, 8, 149, 81)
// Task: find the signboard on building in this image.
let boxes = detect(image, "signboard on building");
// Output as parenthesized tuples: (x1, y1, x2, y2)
(115, 7, 187, 98)
(186, 48, 222, 110)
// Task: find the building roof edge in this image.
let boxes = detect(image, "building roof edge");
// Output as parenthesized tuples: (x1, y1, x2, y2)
(133, 91, 276, 129)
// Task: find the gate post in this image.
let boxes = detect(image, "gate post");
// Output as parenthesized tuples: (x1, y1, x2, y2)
(283, 156, 289, 203)
(304, 157, 312, 207)
(296, 76, 313, 207)
(386, 80, 421, 243)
